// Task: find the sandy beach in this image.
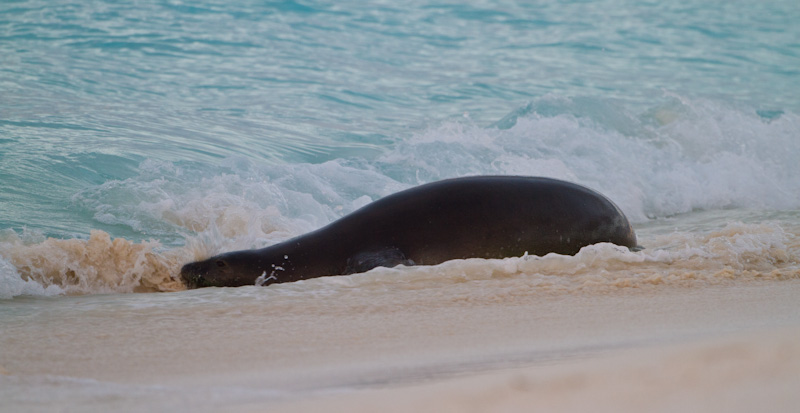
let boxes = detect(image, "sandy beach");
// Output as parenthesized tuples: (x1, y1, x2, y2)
(270, 327, 800, 413)
(3, 277, 799, 412)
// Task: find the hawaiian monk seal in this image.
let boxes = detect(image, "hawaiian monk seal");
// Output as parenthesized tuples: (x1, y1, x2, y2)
(180, 176, 638, 288)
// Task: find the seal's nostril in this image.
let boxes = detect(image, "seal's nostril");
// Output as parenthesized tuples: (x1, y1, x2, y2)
(216, 260, 226, 268)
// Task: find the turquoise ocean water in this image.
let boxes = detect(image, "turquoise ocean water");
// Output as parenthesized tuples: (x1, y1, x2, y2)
(0, 1, 800, 296)
(2, 0, 799, 295)
(2, 1, 800, 410)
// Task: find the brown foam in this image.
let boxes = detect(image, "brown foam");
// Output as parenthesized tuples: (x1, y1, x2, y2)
(2, 230, 186, 293)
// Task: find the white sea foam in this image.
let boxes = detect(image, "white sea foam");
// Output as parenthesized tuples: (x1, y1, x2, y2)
(379, 97, 800, 222)
(68, 97, 800, 242)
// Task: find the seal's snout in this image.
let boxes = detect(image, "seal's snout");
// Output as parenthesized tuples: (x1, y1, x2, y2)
(180, 262, 205, 289)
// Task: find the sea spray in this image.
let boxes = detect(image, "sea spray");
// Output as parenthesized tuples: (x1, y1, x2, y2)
(68, 98, 800, 246)
(0, 230, 185, 295)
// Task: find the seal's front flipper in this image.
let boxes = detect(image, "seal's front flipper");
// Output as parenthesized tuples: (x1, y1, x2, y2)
(345, 247, 415, 274)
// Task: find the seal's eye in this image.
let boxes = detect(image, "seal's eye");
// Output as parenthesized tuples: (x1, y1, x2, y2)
(216, 260, 226, 268)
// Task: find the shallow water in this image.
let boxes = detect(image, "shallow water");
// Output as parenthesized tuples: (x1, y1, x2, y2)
(1, 0, 800, 411)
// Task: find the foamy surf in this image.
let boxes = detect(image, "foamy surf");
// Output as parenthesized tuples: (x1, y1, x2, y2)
(2, 217, 797, 299)
(0, 230, 186, 296)
(4, 96, 794, 299)
(60, 97, 800, 245)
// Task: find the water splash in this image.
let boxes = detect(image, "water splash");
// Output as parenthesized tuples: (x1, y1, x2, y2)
(0, 230, 186, 296)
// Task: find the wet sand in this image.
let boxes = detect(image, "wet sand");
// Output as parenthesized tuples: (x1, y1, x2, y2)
(2, 279, 799, 412)
(270, 328, 800, 413)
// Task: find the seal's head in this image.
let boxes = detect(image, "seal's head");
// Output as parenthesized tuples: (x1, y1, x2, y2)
(180, 252, 260, 288)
